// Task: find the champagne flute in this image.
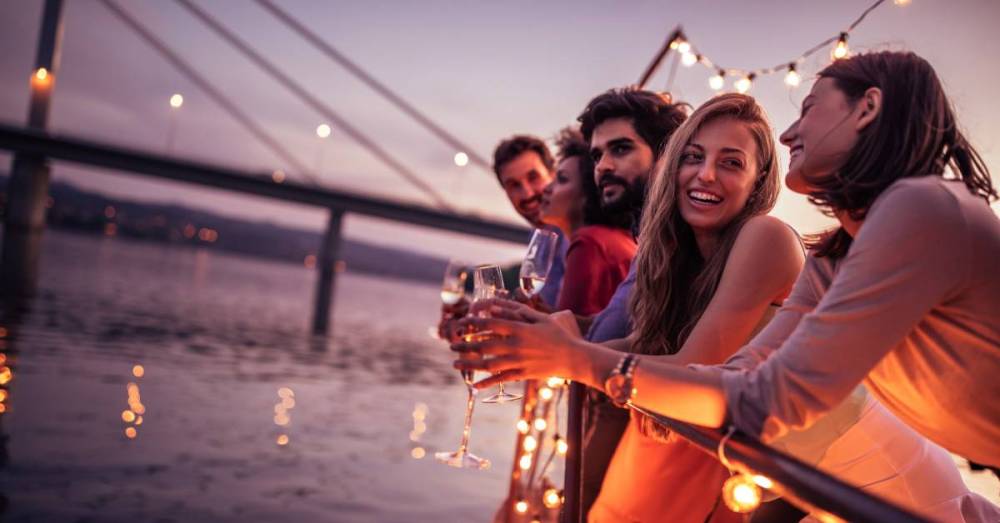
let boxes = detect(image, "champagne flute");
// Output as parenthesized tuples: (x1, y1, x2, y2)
(434, 264, 494, 469)
(477, 265, 523, 404)
(520, 229, 559, 298)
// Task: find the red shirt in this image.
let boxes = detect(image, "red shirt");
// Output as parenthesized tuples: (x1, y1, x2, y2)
(556, 225, 637, 316)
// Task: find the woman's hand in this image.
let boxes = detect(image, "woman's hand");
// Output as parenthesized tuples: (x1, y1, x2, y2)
(450, 300, 589, 389)
(511, 287, 554, 314)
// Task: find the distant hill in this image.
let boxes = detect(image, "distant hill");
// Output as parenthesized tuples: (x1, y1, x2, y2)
(0, 173, 452, 284)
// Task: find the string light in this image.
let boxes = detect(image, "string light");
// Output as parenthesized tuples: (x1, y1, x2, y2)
(784, 64, 801, 87)
(316, 124, 332, 138)
(516, 419, 530, 434)
(543, 488, 562, 509)
(31, 67, 52, 89)
(831, 32, 850, 60)
(556, 436, 569, 455)
(453, 152, 469, 167)
(709, 70, 725, 91)
(676, 40, 691, 54)
(753, 475, 774, 490)
(734, 73, 755, 94)
(514, 500, 529, 514)
(519, 453, 533, 470)
(545, 377, 566, 388)
(169, 93, 184, 109)
(681, 52, 698, 67)
(523, 435, 538, 452)
(722, 474, 763, 513)
(533, 418, 547, 431)
(538, 387, 554, 401)
(893, 0, 911, 4)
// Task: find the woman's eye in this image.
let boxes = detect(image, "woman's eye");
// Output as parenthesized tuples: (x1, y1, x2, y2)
(681, 153, 701, 164)
(722, 159, 744, 169)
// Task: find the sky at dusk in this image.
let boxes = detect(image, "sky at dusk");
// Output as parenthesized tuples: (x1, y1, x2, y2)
(2, 0, 999, 261)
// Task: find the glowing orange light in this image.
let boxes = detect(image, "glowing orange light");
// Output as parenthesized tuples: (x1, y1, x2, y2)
(514, 500, 528, 514)
(122, 410, 136, 423)
(722, 474, 762, 513)
(32, 67, 52, 89)
(831, 33, 849, 60)
(516, 419, 530, 434)
(0, 404, 6, 413)
(125, 427, 137, 439)
(538, 387, 554, 401)
(169, 93, 184, 109)
(543, 488, 562, 509)
(410, 447, 426, 459)
(556, 438, 569, 455)
(272, 170, 286, 183)
(519, 453, 533, 470)
(274, 414, 290, 426)
(0, 367, 12, 385)
(132, 365, 144, 378)
(281, 396, 296, 409)
(522, 435, 538, 452)
(753, 475, 774, 490)
(0, 389, 7, 402)
(135, 416, 143, 426)
(533, 418, 547, 431)
(545, 377, 565, 388)
(278, 387, 294, 399)
(183, 224, 196, 239)
(0, 354, 6, 365)
(276, 434, 289, 446)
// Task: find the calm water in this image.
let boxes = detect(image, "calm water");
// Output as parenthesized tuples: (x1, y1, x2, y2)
(0, 230, 530, 522)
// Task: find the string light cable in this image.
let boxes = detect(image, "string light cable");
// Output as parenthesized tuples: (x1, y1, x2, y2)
(646, 0, 906, 92)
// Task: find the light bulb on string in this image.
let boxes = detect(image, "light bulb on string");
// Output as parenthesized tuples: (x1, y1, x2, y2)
(681, 52, 698, 67)
(533, 418, 548, 431)
(519, 453, 533, 470)
(516, 419, 530, 434)
(722, 474, 763, 513)
(556, 436, 569, 455)
(676, 40, 691, 54)
(734, 73, 755, 94)
(523, 435, 538, 452)
(784, 64, 801, 87)
(514, 500, 529, 514)
(709, 70, 725, 91)
(539, 387, 554, 401)
(893, 0, 911, 5)
(543, 488, 563, 509)
(831, 33, 849, 60)
(546, 377, 566, 388)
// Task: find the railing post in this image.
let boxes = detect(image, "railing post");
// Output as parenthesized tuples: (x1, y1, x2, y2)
(1, 0, 64, 298)
(311, 208, 344, 335)
(562, 382, 584, 522)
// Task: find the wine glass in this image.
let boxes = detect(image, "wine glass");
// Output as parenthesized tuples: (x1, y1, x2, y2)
(519, 229, 559, 299)
(477, 265, 523, 404)
(428, 260, 468, 339)
(434, 264, 494, 469)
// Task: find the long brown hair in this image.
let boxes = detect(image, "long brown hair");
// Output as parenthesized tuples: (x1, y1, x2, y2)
(630, 93, 780, 439)
(806, 51, 996, 257)
(631, 93, 780, 356)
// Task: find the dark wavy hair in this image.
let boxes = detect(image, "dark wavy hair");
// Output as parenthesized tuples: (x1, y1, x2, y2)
(577, 88, 689, 158)
(553, 127, 632, 230)
(806, 51, 996, 258)
(492, 135, 555, 179)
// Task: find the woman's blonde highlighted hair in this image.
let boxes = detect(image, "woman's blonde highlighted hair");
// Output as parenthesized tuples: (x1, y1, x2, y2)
(630, 93, 780, 439)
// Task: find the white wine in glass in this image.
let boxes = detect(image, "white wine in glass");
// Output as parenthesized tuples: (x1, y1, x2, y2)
(519, 229, 559, 298)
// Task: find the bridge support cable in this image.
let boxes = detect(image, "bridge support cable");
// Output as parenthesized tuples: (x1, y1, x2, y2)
(97, 0, 319, 186)
(174, 0, 453, 211)
(253, 0, 492, 173)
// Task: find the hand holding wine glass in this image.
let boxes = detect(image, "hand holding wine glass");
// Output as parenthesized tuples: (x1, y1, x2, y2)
(475, 265, 523, 404)
(519, 229, 559, 305)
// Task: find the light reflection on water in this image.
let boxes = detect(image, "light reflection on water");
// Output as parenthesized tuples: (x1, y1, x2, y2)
(0, 230, 523, 522)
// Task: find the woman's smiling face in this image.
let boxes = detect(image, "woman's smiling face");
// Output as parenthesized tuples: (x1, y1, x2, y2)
(676, 116, 760, 236)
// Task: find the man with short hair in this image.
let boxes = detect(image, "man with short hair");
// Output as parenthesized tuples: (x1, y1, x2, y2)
(575, 88, 688, 517)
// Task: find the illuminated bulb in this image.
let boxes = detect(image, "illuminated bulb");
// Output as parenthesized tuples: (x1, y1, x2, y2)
(556, 438, 569, 455)
(0, 390, 7, 401)
(677, 41, 691, 54)
(169, 93, 184, 108)
(35, 67, 48, 81)
(709, 71, 725, 91)
(753, 475, 774, 490)
(523, 435, 538, 452)
(735, 74, 755, 94)
(125, 427, 137, 439)
(519, 453, 533, 470)
(281, 396, 296, 409)
(893, 0, 911, 5)
(832, 33, 849, 60)
(543, 488, 562, 509)
(121, 410, 136, 423)
(453, 152, 469, 167)
(0, 404, 5, 413)
(0, 354, 5, 364)
(669, 39, 680, 50)
(784, 65, 801, 87)
(411, 446, 426, 459)
(135, 416, 143, 426)
(277, 434, 289, 446)
(316, 124, 332, 138)
(514, 500, 529, 514)
(539, 387, 554, 401)
(533, 418, 547, 431)
(516, 419, 530, 434)
(132, 365, 144, 378)
(722, 474, 763, 513)
(545, 377, 565, 388)
(278, 387, 294, 398)
(0, 367, 11, 385)
(681, 52, 698, 67)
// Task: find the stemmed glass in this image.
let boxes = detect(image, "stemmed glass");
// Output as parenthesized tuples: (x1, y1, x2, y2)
(477, 265, 523, 404)
(519, 229, 559, 299)
(434, 263, 494, 469)
(440, 260, 467, 306)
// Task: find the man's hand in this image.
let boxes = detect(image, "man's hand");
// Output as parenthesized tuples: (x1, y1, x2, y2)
(437, 296, 469, 341)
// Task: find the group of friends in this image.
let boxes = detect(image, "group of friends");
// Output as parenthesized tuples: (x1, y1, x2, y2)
(439, 50, 1000, 523)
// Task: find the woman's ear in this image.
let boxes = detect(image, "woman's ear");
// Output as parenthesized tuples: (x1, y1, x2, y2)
(855, 86, 882, 131)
